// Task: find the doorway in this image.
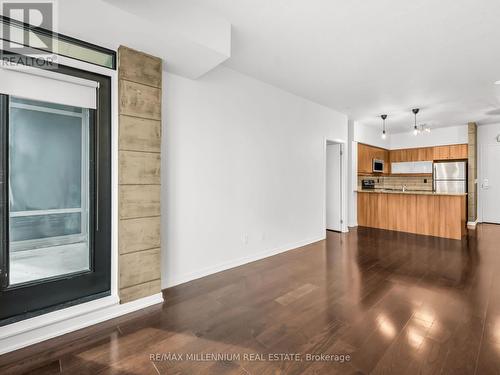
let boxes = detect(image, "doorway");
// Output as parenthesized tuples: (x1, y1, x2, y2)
(326, 141, 343, 232)
(481, 143, 500, 224)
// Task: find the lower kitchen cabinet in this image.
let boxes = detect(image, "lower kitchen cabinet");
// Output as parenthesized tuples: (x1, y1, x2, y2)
(357, 191, 466, 240)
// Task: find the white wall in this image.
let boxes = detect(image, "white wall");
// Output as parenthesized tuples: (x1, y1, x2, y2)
(353, 123, 468, 151)
(347, 121, 357, 227)
(477, 123, 500, 222)
(390, 125, 468, 149)
(162, 66, 348, 287)
(353, 121, 391, 149)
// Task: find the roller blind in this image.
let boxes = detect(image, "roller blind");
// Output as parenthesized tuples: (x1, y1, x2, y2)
(0, 66, 98, 109)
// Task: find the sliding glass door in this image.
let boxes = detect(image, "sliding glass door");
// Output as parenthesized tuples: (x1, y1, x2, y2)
(9, 97, 91, 285)
(0, 64, 111, 324)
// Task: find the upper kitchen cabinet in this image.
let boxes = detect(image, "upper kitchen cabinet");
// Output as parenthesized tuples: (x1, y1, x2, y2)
(390, 144, 468, 163)
(358, 143, 390, 174)
(418, 147, 435, 161)
(391, 147, 433, 162)
(450, 144, 468, 160)
(433, 145, 450, 160)
(433, 144, 468, 160)
(390, 149, 404, 163)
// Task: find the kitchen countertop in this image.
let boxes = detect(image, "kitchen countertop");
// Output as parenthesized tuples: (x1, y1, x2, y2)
(356, 189, 467, 196)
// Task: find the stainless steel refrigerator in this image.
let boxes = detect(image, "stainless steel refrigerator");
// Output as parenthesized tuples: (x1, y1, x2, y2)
(433, 161, 467, 194)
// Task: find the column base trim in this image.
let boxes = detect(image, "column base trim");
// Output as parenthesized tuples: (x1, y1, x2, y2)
(0, 292, 163, 355)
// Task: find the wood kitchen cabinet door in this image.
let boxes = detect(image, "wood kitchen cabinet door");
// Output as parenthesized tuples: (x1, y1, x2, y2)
(386, 193, 417, 233)
(358, 193, 387, 229)
(357, 193, 369, 226)
(374, 193, 388, 229)
(357, 144, 371, 173)
(417, 147, 433, 161)
(416, 148, 426, 161)
(409, 148, 419, 162)
(433, 145, 450, 160)
(459, 144, 468, 159)
(358, 144, 391, 174)
(390, 150, 399, 163)
(357, 144, 366, 173)
(386, 194, 399, 231)
(424, 147, 434, 161)
(449, 144, 468, 160)
(384, 149, 391, 174)
(415, 195, 440, 237)
(374, 148, 385, 162)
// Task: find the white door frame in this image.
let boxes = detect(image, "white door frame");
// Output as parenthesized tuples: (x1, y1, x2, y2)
(478, 142, 500, 224)
(323, 138, 348, 233)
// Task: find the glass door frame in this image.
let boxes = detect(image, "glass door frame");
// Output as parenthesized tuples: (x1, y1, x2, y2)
(0, 62, 112, 325)
(8, 99, 90, 255)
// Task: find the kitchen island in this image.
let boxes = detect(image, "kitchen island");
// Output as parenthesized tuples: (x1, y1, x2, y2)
(357, 190, 467, 240)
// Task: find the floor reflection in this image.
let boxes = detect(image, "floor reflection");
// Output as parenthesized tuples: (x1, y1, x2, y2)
(3, 224, 500, 375)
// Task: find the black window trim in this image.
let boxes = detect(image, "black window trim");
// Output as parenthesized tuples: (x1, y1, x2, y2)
(0, 57, 112, 326)
(0, 15, 117, 70)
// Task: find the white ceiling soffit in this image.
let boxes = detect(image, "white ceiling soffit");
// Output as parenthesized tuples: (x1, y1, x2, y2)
(175, 0, 500, 132)
(58, 0, 231, 79)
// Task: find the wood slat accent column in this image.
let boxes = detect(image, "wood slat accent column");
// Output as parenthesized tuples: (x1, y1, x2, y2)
(468, 122, 478, 223)
(118, 46, 162, 303)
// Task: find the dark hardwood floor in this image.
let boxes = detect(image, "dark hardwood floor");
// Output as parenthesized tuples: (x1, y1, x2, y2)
(2, 224, 500, 374)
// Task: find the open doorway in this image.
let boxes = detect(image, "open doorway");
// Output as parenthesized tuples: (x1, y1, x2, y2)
(325, 141, 344, 232)
(480, 143, 500, 224)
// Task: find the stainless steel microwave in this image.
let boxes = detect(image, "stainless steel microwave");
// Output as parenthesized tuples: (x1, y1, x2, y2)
(373, 159, 384, 173)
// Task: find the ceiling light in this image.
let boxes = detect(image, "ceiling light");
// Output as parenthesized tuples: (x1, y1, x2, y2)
(412, 108, 420, 135)
(495, 80, 500, 85)
(381, 114, 387, 139)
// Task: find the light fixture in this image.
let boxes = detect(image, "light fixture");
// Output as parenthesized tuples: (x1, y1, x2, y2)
(411, 107, 432, 135)
(381, 114, 387, 139)
(412, 108, 419, 135)
(495, 80, 500, 85)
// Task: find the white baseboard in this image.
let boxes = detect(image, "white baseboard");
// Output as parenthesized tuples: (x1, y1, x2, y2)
(467, 220, 479, 229)
(0, 292, 163, 355)
(163, 235, 326, 288)
(1, 236, 328, 354)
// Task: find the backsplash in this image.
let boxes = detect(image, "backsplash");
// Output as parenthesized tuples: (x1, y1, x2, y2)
(358, 176, 433, 191)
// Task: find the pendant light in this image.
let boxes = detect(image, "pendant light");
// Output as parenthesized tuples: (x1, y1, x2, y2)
(412, 108, 420, 135)
(381, 114, 387, 139)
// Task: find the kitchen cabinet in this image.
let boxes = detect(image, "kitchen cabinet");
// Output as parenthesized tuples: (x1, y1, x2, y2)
(390, 144, 468, 163)
(360, 143, 468, 174)
(389, 150, 400, 163)
(407, 148, 419, 162)
(433, 145, 450, 160)
(357, 143, 371, 174)
(391, 147, 433, 163)
(391, 161, 433, 174)
(434, 144, 468, 160)
(358, 143, 390, 174)
(416, 147, 434, 161)
(449, 144, 468, 160)
(357, 191, 466, 240)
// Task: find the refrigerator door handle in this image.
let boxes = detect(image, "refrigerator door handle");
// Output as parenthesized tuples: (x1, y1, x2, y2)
(433, 164, 437, 191)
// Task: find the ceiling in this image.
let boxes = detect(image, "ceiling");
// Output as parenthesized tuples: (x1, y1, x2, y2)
(173, 0, 500, 133)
